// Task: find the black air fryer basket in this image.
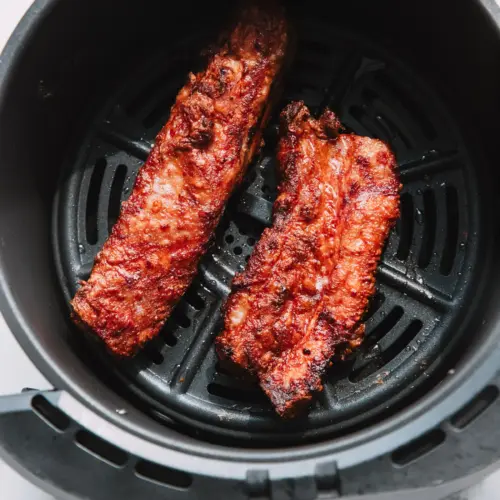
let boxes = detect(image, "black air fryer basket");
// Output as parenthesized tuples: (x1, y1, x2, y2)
(0, 0, 500, 499)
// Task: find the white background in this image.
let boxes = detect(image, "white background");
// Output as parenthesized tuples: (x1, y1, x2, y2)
(0, 1, 498, 498)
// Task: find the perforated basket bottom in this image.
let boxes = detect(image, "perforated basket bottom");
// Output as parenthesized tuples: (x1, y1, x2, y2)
(54, 18, 480, 444)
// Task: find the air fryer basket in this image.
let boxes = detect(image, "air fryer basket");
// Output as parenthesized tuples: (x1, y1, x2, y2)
(54, 15, 484, 443)
(0, 0, 499, 499)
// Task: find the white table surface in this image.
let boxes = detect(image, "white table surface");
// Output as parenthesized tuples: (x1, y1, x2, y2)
(0, 1, 499, 499)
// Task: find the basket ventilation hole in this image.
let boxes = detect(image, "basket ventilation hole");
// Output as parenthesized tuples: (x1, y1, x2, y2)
(234, 246, 243, 255)
(363, 306, 404, 349)
(418, 189, 436, 269)
(135, 460, 192, 489)
(108, 164, 128, 232)
(383, 319, 423, 362)
(86, 158, 107, 245)
(184, 289, 205, 310)
(163, 328, 178, 347)
(440, 185, 459, 275)
(143, 345, 165, 365)
(353, 318, 422, 383)
(214, 362, 235, 377)
(349, 306, 405, 382)
(363, 292, 386, 322)
(225, 234, 235, 244)
(75, 430, 128, 467)
(392, 429, 445, 466)
(396, 193, 414, 261)
(450, 385, 499, 430)
(173, 311, 191, 329)
(233, 212, 266, 237)
(31, 395, 70, 432)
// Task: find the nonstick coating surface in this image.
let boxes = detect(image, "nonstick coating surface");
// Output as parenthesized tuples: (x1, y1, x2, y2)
(54, 18, 480, 444)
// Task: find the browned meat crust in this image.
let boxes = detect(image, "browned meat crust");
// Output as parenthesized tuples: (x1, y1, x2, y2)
(71, 5, 288, 357)
(217, 101, 400, 416)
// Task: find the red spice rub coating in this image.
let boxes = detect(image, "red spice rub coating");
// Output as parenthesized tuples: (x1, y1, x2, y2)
(71, 5, 289, 356)
(217, 101, 400, 416)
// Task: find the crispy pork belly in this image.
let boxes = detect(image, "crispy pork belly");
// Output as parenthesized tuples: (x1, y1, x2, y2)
(71, 5, 289, 356)
(217, 101, 400, 416)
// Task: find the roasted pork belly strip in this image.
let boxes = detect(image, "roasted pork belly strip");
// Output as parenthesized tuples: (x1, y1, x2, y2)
(217, 101, 400, 416)
(71, 5, 288, 356)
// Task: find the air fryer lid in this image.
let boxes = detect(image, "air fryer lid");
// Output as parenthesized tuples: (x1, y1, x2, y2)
(0, 0, 500, 497)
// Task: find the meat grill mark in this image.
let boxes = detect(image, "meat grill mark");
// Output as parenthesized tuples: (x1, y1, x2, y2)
(217, 101, 400, 417)
(71, 4, 288, 357)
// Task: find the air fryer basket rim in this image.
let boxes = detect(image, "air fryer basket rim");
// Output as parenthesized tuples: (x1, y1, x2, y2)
(0, 0, 500, 479)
